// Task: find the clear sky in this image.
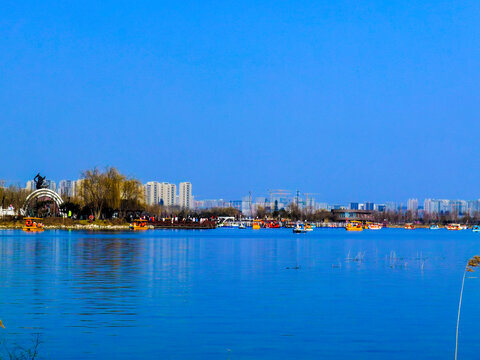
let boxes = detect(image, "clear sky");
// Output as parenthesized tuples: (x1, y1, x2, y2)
(1, 0, 479, 203)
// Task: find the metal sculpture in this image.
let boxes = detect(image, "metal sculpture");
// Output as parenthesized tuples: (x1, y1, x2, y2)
(34, 173, 47, 189)
(22, 188, 64, 216)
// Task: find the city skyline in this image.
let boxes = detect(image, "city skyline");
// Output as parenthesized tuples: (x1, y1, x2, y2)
(2, 2, 480, 202)
(4, 169, 480, 205)
(15, 175, 480, 216)
(4, 170, 478, 209)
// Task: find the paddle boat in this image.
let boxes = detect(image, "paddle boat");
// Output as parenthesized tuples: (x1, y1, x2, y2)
(346, 221, 363, 231)
(446, 224, 462, 231)
(473, 225, 480, 232)
(265, 221, 280, 228)
(405, 223, 415, 230)
(304, 223, 314, 232)
(129, 219, 148, 230)
(22, 217, 44, 232)
(368, 223, 382, 230)
(293, 223, 307, 233)
(252, 220, 262, 230)
(429, 224, 440, 230)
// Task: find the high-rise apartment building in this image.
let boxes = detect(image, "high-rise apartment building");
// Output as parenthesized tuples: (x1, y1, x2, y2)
(74, 179, 83, 198)
(26, 179, 56, 192)
(159, 182, 176, 206)
(26, 180, 35, 191)
(365, 202, 375, 211)
(423, 199, 450, 214)
(144, 181, 160, 205)
(450, 200, 467, 215)
(407, 198, 418, 213)
(144, 181, 177, 206)
(349, 202, 359, 210)
(242, 195, 252, 216)
(46, 180, 56, 192)
(385, 202, 398, 212)
(58, 180, 77, 198)
(179, 182, 193, 209)
(467, 200, 480, 215)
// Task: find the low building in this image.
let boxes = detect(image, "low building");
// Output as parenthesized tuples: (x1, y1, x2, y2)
(331, 209, 374, 222)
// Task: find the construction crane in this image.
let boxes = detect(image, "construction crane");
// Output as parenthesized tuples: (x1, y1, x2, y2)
(268, 189, 291, 210)
(249, 191, 253, 217)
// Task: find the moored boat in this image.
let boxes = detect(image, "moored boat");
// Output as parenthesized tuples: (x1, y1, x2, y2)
(446, 223, 462, 231)
(129, 219, 148, 230)
(405, 223, 415, 230)
(473, 225, 480, 232)
(429, 224, 440, 230)
(346, 221, 363, 231)
(293, 223, 307, 233)
(22, 217, 44, 232)
(368, 223, 382, 230)
(265, 221, 280, 228)
(252, 220, 262, 230)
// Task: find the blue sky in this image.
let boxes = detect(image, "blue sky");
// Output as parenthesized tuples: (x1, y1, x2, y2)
(1, 0, 479, 203)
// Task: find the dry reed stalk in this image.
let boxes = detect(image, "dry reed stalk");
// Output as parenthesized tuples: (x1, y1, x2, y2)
(455, 255, 480, 360)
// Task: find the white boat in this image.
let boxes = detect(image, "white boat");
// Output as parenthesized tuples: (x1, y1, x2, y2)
(446, 224, 462, 231)
(368, 223, 382, 230)
(293, 223, 307, 233)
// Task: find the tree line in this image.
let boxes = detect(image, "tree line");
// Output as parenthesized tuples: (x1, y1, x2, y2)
(2, 169, 479, 223)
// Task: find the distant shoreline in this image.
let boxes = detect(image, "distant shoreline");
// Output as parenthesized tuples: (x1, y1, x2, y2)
(0, 224, 132, 231)
(0, 223, 447, 231)
(0, 218, 132, 231)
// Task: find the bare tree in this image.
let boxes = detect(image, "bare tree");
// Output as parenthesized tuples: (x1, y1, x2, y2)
(79, 168, 108, 219)
(120, 178, 144, 217)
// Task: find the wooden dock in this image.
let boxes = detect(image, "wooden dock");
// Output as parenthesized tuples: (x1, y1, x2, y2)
(152, 219, 217, 230)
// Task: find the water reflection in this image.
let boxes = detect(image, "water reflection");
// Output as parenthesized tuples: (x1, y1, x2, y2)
(0, 229, 479, 359)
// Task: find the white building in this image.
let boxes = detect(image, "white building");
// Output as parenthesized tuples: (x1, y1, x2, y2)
(385, 202, 398, 212)
(194, 199, 229, 209)
(407, 198, 418, 213)
(159, 182, 176, 206)
(424, 199, 451, 214)
(46, 180, 56, 192)
(179, 182, 193, 209)
(26, 180, 34, 191)
(467, 200, 480, 215)
(26, 179, 56, 192)
(74, 179, 83, 198)
(58, 180, 77, 198)
(144, 181, 177, 206)
(144, 182, 160, 206)
(241, 196, 252, 216)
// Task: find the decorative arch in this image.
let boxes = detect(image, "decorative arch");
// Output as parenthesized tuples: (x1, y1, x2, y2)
(22, 188, 64, 215)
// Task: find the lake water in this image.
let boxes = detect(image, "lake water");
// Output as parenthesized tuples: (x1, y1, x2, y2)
(1, 228, 479, 359)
